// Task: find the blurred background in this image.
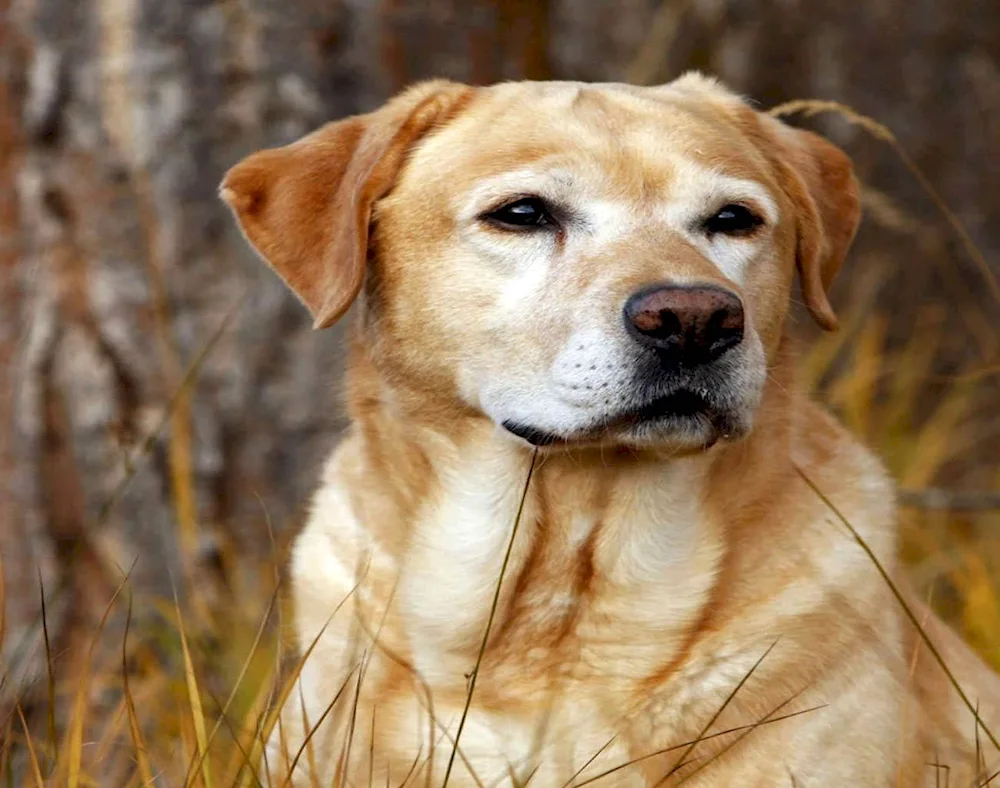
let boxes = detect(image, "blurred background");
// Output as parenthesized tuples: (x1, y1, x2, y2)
(1, 0, 999, 783)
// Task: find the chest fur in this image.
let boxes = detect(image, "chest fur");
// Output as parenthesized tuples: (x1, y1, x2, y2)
(389, 449, 724, 697)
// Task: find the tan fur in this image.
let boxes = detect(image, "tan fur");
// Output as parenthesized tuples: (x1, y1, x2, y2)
(221, 74, 1000, 786)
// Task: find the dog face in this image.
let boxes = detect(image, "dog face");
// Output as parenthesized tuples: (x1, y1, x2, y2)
(221, 74, 860, 451)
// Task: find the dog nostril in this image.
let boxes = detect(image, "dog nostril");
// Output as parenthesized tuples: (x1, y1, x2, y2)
(660, 311, 683, 339)
(704, 305, 744, 357)
(706, 308, 740, 339)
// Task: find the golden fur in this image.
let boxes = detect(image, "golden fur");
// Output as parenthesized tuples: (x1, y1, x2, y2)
(221, 74, 1000, 786)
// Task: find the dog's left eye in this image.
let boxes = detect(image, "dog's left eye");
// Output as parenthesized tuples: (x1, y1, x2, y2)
(703, 204, 763, 236)
(483, 197, 553, 229)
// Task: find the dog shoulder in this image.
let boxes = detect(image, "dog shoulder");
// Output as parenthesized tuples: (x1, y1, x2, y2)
(792, 398, 896, 539)
(288, 434, 389, 642)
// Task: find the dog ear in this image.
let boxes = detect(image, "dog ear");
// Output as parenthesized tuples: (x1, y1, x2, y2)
(220, 80, 473, 329)
(764, 118, 861, 331)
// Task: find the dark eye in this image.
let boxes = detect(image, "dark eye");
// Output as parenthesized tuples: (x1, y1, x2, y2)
(703, 204, 763, 236)
(483, 197, 553, 229)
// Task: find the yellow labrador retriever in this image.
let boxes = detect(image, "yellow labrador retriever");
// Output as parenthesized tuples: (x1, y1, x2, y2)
(221, 74, 1000, 787)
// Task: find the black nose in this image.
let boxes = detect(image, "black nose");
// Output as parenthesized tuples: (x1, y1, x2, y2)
(624, 284, 745, 363)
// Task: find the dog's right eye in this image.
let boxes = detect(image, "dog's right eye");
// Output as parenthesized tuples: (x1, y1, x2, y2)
(482, 197, 553, 229)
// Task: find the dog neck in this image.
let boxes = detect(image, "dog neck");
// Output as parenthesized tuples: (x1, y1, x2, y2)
(336, 328, 803, 689)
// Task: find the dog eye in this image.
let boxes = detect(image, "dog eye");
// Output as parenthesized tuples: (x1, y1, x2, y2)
(703, 204, 763, 236)
(483, 197, 553, 229)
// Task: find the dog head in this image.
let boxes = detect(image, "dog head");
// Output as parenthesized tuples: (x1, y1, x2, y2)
(221, 74, 860, 451)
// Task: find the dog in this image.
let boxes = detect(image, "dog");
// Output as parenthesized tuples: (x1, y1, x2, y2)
(221, 73, 1000, 787)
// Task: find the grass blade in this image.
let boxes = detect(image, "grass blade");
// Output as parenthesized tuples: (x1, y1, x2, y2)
(37, 571, 56, 769)
(183, 584, 280, 787)
(122, 594, 154, 787)
(441, 448, 539, 788)
(279, 660, 362, 787)
(794, 463, 1000, 752)
(572, 702, 825, 787)
(247, 575, 366, 784)
(674, 690, 809, 785)
(559, 734, 617, 788)
(15, 703, 45, 788)
(768, 100, 1000, 307)
(64, 560, 135, 788)
(655, 639, 779, 785)
(175, 594, 214, 788)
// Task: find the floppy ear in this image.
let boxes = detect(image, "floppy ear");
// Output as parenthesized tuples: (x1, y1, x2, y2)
(764, 118, 861, 331)
(219, 80, 473, 329)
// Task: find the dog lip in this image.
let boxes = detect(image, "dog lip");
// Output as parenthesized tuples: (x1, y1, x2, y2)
(501, 419, 564, 447)
(633, 389, 708, 421)
(606, 388, 711, 427)
(502, 390, 718, 447)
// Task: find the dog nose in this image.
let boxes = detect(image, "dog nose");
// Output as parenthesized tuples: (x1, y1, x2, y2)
(624, 284, 744, 362)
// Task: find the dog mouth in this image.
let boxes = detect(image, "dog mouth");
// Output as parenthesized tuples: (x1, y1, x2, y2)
(501, 420, 566, 447)
(502, 388, 718, 448)
(613, 389, 710, 426)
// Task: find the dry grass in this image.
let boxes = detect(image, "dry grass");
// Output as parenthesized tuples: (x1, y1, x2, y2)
(1, 98, 999, 786)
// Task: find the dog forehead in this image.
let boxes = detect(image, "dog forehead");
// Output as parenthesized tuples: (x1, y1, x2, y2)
(402, 80, 773, 199)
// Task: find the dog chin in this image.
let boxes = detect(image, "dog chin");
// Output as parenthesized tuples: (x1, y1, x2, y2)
(613, 414, 745, 450)
(501, 408, 751, 452)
